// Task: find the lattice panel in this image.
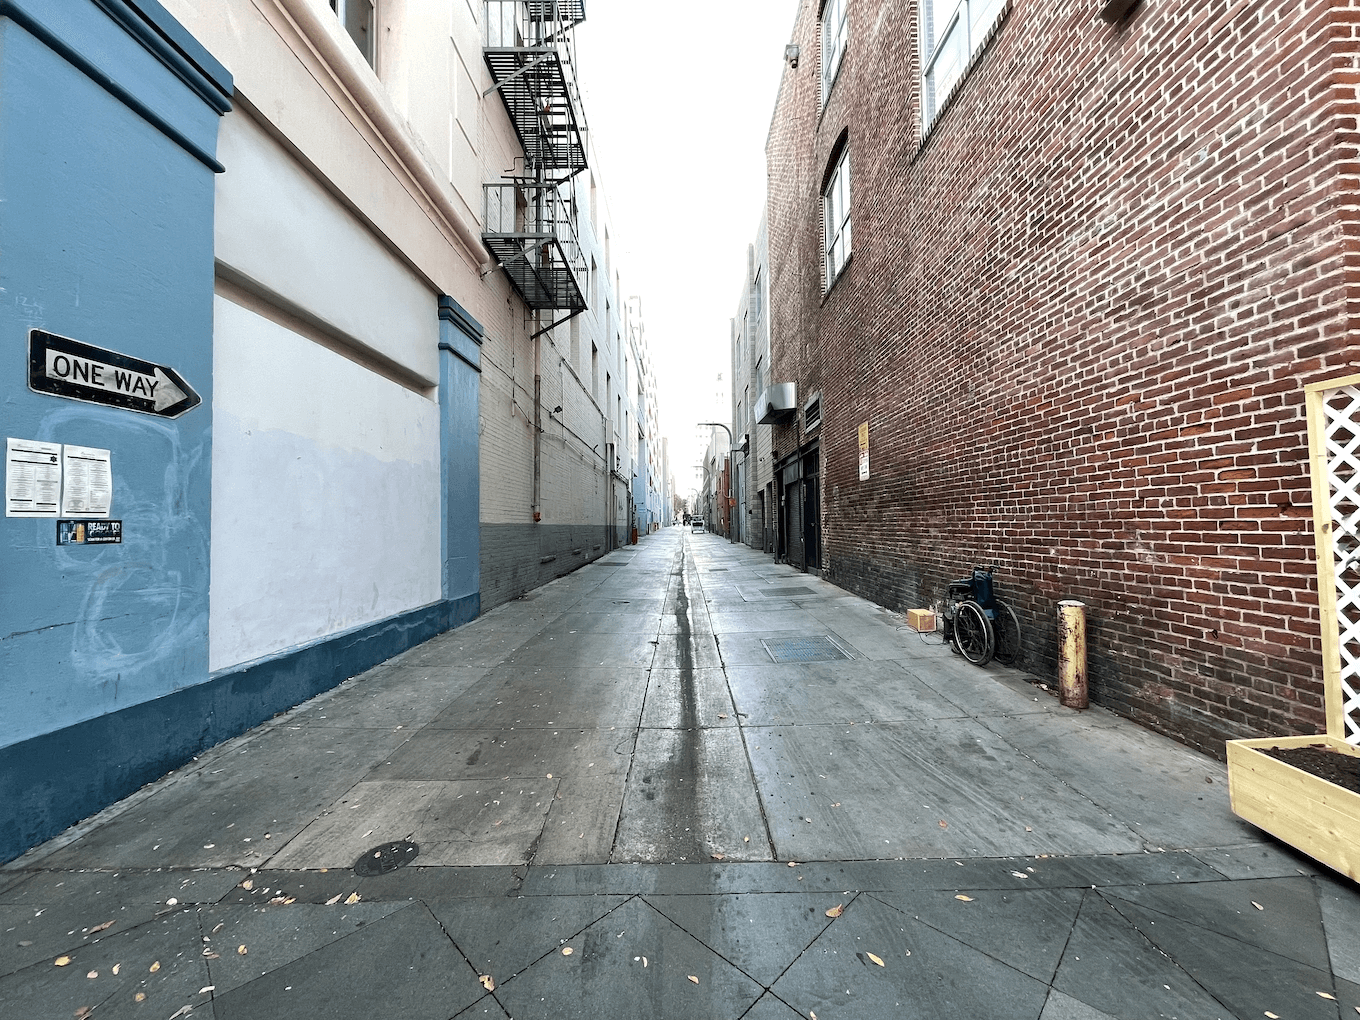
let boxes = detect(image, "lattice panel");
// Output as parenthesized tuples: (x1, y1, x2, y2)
(1321, 384, 1360, 744)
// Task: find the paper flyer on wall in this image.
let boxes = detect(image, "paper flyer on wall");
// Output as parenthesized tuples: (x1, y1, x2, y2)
(6, 437, 63, 517)
(60, 444, 112, 517)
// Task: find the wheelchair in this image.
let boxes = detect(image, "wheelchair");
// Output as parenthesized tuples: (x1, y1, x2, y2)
(940, 566, 1023, 667)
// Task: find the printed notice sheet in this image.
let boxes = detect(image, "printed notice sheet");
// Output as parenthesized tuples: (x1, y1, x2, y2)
(60, 444, 112, 517)
(6, 438, 62, 517)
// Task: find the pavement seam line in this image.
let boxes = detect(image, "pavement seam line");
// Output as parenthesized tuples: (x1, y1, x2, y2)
(699, 541, 779, 860)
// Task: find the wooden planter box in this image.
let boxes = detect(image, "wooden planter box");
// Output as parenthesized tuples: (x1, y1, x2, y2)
(1224, 375, 1360, 880)
(1227, 735, 1360, 881)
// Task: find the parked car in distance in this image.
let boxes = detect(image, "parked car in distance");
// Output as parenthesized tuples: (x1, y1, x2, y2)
(691, 517, 705, 533)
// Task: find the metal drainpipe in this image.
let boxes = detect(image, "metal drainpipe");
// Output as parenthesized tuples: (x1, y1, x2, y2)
(532, 312, 542, 523)
(1058, 600, 1088, 709)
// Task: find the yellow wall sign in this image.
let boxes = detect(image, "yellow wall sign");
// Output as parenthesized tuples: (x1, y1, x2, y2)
(858, 421, 869, 481)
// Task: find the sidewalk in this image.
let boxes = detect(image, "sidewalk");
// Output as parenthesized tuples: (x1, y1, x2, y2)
(3, 528, 1357, 1019)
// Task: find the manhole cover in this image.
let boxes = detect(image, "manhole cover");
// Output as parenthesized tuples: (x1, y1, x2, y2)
(761, 635, 851, 663)
(761, 586, 814, 597)
(354, 840, 419, 877)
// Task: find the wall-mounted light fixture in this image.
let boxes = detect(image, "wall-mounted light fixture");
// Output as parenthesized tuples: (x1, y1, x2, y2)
(784, 44, 800, 69)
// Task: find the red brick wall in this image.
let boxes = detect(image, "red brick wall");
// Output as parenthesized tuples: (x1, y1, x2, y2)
(766, 0, 1360, 755)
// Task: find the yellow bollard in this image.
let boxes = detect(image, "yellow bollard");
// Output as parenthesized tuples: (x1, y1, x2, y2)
(1058, 600, 1088, 710)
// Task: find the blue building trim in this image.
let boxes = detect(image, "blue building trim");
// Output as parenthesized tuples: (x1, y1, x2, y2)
(438, 296, 483, 611)
(0, 0, 231, 171)
(0, 596, 478, 863)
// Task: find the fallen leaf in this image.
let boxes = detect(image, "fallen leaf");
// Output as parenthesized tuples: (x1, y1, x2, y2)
(788, 861, 800, 868)
(344, 893, 360, 905)
(810, 1013, 817, 1020)
(905, 949, 912, 956)
(76, 1008, 93, 1019)
(938, 820, 948, 829)
(86, 970, 98, 979)
(546, 773, 552, 779)
(825, 904, 844, 918)
(240, 880, 253, 890)
(168, 1007, 193, 1020)
(562, 947, 574, 956)
(866, 952, 885, 967)
(1011, 871, 1029, 879)
(111, 964, 120, 975)
(88, 920, 115, 934)
(55, 957, 72, 967)
(237, 945, 248, 956)
(199, 985, 215, 994)
(687, 975, 699, 984)
(479, 974, 495, 991)
(1266, 1012, 1280, 1019)
(1025, 826, 1033, 832)
(325, 894, 343, 906)
(955, 895, 974, 902)
(149, 961, 161, 973)
(1317, 991, 1336, 1000)
(643, 957, 648, 967)
(744, 836, 750, 842)
(1252, 901, 1264, 911)
(165, 898, 178, 906)
(718, 714, 728, 719)
(135, 992, 146, 1003)
(831, 803, 840, 808)
(711, 853, 726, 861)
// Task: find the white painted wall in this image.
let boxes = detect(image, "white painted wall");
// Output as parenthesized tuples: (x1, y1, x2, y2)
(214, 112, 439, 384)
(209, 296, 441, 672)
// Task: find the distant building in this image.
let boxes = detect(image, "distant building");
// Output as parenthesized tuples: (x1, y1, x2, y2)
(732, 215, 775, 553)
(763, 0, 1360, 754)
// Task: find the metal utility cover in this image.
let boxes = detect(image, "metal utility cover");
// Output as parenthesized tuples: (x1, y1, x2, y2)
(762, 586, 814, 597)
(761, 635, 850, 663)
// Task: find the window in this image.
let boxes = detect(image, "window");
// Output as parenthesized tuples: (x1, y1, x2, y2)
(823, 147, 852, 287)
(820, 0, 849, 104)
(805, 396, 822, 432)
(331, 0, 375, 67)
(921, 0, 1006, 128)
(753, 268, 763, 328)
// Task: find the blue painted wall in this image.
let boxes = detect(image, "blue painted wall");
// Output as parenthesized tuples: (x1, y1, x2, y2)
(0, 0, 230, 860)
(439, 295, 483, 615)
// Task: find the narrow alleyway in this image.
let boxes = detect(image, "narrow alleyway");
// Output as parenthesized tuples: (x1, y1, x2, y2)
(3, 528, 1358, 1019)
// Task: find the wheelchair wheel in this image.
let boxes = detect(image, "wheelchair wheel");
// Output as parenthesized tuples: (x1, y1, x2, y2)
(953, 600, 994, 666)
(991, 599, 1023, 666)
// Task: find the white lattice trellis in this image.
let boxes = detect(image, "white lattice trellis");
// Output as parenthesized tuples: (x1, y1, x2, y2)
(1307, 377, 1360, 744)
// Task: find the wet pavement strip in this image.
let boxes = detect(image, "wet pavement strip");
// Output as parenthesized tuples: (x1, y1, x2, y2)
(3, 530, 1359, 1018)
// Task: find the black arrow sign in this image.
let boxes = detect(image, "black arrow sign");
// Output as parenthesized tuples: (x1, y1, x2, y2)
(28, 330, 201, 418)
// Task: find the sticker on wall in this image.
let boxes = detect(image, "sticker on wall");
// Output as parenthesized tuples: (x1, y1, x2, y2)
(57, 520, 122, 545)
(858, 421, 870, 481)
(60, 445, 112, 517)
(28, 329, 201, 418)
(6, 437, 62, 517)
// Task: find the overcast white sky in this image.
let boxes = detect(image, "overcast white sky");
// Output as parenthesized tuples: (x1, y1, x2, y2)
(574, 1, 799, 504)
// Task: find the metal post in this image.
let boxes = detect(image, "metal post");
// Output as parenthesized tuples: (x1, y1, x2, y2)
(1058, 600, 1088, 709)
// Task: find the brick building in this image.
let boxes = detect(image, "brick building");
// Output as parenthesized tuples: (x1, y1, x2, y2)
(763, 0, 1360, 754)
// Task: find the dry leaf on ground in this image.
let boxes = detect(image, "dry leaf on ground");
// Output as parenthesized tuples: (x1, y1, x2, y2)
(344, 892, 361, 905)
(711, 853, 726, 861)
(1252, 901, 1264, 911)
(149, 961, 160, 973)
(788, 861, 800, 868)
(325, 894, 343, 906)
(938, 820, 948, 829)
(687, 975, 699, 984)
(88, 920, 114, 934)
(479, 974, 495, 991)
(240, 880, 253, 890)
(955, 895, 974, 902)
(1318, 992, 1336, 1000)
(825, 904, 844, 918)
(86, 971, 98, 979)
(111, 964, 120, 975)
(562, 947, 574, 956)
(866, 952, 885, 967)
(237, 945, 248, 956)
(1266, 1012, 1280, 1019)
(134, 992, 146, 1003)
(54, 957, 72, 967)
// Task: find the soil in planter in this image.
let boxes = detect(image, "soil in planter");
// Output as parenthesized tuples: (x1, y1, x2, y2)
(1261, 744, 1360, 794)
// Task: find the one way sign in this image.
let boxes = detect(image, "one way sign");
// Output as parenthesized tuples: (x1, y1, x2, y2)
(28, 330, 201, 418)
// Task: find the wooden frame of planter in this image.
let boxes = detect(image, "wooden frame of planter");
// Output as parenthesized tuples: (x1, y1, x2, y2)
(1226, 373, 1360, 882)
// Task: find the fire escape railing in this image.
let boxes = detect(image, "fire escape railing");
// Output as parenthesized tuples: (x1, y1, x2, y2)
(483, 181, 586, 311)
(483, 0, 589, 312)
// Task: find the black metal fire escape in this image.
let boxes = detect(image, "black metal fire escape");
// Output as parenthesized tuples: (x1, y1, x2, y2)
(482, 0, 588, 313)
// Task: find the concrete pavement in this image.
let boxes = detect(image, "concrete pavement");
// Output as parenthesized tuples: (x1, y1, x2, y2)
(3, 527, 1358, 1019)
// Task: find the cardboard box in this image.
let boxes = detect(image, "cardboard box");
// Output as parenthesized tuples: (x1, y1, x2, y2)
(907, 609, 936, 633)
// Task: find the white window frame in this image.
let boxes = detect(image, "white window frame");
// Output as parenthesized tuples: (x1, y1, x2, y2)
(331, 0, 376, 68)
(820, 0, 849, 105)
(921, 0, 1005, 129)
(823, 147, 852, 289)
